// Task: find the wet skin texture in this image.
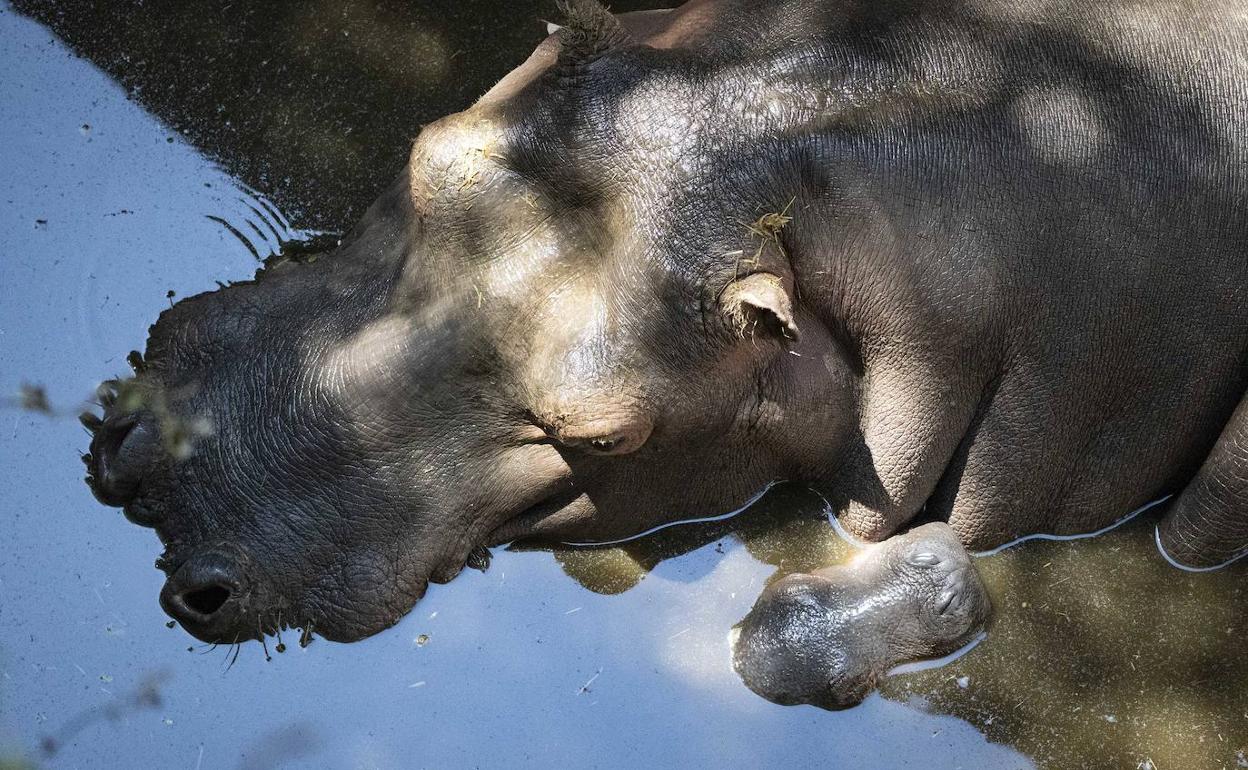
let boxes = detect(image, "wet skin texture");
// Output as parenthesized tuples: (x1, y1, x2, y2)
(733, 522, 992, 709)
(82, 0, 1247, 649)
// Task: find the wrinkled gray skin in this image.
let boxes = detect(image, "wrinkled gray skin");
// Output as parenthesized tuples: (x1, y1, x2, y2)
(84, 0, 1247, 651)
(733, 522, 991, 709)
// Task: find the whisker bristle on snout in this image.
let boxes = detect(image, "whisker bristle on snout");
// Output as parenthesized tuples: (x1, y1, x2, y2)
(95, 380, 119, 408)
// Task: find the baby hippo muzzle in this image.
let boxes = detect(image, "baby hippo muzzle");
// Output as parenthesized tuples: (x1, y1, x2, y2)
(732, 522, 992, 709)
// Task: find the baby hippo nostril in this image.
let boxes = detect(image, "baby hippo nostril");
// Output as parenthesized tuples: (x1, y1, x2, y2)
(936, 587, 960, 615)
(907, 552, 942, 567)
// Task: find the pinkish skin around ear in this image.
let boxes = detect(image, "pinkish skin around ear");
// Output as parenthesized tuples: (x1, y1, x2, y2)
(720, 272, 800, 342)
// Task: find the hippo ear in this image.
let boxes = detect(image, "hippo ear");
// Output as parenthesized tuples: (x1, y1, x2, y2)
(555, 0, 630, 65)
(720, 272, 800, 342)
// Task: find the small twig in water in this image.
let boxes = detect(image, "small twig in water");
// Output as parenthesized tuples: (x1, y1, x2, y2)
(577, 668, 602, 695)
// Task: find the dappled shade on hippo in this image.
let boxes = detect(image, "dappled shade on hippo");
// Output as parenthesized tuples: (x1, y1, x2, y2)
(77, 0, 1247, 722)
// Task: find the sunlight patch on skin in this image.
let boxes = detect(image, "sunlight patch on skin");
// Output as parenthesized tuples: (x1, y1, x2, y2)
(433, 119, 500, 188)
(844, 540, 883, 569)
(1013, 86, 1108, 164)
(694, 33, 1003, 151)
(409, 114, 503, 206)
(972, 0, 1056, 25)
(474, 444, 571, 508)
(480, 214, 564, 300)
(521, 280, 607, 393)
(614, 77, 707, 175)
(1081, 5, 1248, 151)
(554, 285, 608, 386)
(909, 26, 1004, 95)
(315, 304, 436, 399)
(1086, 5, 1186, 70)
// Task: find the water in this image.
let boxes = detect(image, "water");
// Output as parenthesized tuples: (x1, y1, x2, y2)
(0, 3, 1242, 768)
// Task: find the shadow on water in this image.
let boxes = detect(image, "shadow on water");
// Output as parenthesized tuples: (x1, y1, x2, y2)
(11, 0, 670, 231)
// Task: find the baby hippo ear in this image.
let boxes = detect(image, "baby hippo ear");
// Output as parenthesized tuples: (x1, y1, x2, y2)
(720, 272, 800, 342)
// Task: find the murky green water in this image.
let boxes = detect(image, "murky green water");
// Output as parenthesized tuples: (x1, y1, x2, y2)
(560, 486, 1248, 769)
(0, 2, 1243, 768)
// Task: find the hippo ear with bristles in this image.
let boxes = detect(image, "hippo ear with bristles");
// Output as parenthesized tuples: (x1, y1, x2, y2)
(720, 272, 801, 342)
(555, 0, 631, 66)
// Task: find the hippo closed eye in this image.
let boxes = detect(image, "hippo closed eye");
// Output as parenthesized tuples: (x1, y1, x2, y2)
(732, 523, 992, 709)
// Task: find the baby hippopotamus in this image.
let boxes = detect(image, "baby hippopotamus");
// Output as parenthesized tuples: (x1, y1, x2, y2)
(732, 522, 992, 709)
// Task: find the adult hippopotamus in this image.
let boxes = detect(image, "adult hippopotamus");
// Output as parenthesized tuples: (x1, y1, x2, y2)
(83, 0, 1246, 680)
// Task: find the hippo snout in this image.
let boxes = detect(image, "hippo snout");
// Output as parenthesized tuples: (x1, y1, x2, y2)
(160, 549, 256, 642)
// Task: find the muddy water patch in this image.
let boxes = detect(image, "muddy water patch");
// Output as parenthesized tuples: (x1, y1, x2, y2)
(548, 485, 1246, 769)
(879, 512, 1247, 769)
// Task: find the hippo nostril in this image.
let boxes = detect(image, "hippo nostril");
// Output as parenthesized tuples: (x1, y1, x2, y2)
(181, 584, 232, 617)
(87, 412, 161, 507)
(161, 550, 251, 639)
(101, 414, 138, 453)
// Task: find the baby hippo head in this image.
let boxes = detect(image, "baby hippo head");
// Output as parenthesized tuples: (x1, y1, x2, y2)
(732, 522, 992, 709)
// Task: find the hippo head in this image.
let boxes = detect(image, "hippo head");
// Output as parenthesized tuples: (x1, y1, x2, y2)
(81, 8, 858, 643)
(731, 523, 992, 709)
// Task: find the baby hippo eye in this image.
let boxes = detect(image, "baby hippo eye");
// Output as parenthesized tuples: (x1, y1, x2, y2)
(590, 437, 618, 452)
(907, 552, 942, 567)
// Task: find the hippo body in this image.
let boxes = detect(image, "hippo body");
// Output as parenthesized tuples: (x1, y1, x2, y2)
(84, 0, 1247, 649)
